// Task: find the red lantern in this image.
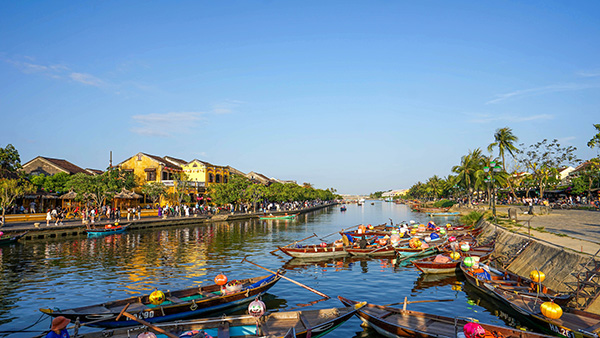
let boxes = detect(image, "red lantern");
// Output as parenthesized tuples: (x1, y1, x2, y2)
(215, 273, 228, 286)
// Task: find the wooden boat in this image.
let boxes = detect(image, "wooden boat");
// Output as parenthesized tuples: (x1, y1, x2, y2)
(459, 263, 573, 306)
(492, 286, 600, 338)
(346, 244, 396, 257)
(340, 206, 347, 211)
(278, 244, 348, 259)
(427, 211, 460, 217)
(0, 231, 28, 245)
(85, 223, 130, 237)
(40, 274, 281, 328)
(259, 213, 298, 220)
(338, 296, 555, 338)
(412, 245, 495, 274)
(77, 304, 364, 338)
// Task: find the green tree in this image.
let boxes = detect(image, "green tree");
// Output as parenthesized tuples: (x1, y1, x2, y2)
(141, 181, 167, 207)
(0, 144, 22, 179)
(518, 139, 580, 198)
(66, 169, 135, 207)
(0, 178, 35, 226)
(587, 124, 600, 154)
(487, 127, 519, 199)
(169, 172, 192, 213)
(452, 148, 484, 205)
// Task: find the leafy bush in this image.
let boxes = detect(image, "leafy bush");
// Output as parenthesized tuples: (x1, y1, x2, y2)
(433, 200, 456, 208)
(461, 211, 483, 227)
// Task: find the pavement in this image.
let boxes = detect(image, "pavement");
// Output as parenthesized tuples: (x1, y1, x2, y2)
(497, 206, 600, 256)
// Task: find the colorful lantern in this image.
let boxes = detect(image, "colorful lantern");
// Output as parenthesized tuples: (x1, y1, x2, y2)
(215, 273, 228, 286)
(530, 270, 546, 283)
(440, 228, 447, 235)
(409, 238, 422, 249)
(450, 251, 461, 260)
(149, 289, 165, 305)
(448, 236, 456, 242)
(540, 301, 562, 319)
(460, 242, 470, 252)
(463, 257, 474, 267)
(248, 299, 266, 318)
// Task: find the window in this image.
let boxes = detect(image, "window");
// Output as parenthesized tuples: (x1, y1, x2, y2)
(223, 175, 228, 183)
(216, 174, 221, 183)
(146, 170, 156, 181)
(208, 173, 214, 183)
(137, 154, 142, 161)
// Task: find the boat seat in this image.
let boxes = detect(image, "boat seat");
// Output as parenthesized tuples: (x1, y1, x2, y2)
(166, 296, 183, 303)
(199, 290, 217, 298)
(126, 302, 149, 312)
(585, 322, 600, 333)
(218, 322, 230, 338)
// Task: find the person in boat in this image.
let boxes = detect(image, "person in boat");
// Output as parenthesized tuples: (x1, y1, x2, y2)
(359, 235, 368, 249)
(46, 316, 70, 338)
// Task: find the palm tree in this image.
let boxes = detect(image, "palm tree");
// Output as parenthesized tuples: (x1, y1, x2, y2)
(488, 127, 519, 199)
(452, 148, 484, 205)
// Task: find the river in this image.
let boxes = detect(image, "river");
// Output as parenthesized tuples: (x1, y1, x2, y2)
(0, 202, 534, 337)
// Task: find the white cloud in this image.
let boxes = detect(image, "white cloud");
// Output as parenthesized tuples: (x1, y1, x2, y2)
(486, 83, 598, 104)
(4, 56, 104, 87)
(70, 72, 104, 86)
(468, 113, 554, 124)
(577, 70, 600, 77)
(211, 100, 244, 114)
(131, 112, 205, 137)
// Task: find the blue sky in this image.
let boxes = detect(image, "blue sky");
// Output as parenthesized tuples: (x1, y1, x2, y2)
(1, 1, 599, 195)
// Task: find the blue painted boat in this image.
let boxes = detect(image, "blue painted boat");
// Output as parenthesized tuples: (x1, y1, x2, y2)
(85, 223, 130, 237)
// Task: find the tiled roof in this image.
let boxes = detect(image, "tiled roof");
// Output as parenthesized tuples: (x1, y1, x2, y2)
(41, 157, 89, 175)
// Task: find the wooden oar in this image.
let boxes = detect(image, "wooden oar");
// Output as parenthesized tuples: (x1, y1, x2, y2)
(319, 224, 360, 240)
(269, 233, 317, 254)
(383, 298, 454, 307)
(367, 244, 393, 255)
(241, 256, 330, 299)
(115, 304, 179, 338)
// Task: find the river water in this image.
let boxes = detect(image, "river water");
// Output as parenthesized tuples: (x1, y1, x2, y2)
(0, 202, 534, 337)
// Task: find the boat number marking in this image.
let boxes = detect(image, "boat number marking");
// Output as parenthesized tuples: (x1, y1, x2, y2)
(548, 324, 573, 338)
(134, 311, 155, 320)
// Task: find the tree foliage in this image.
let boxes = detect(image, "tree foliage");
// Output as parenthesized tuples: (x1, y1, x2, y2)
(141, 181, 167, 207)
(66, 169, 135, 207)
(517, 139, 580, 198)
(0, 178, 35, 226)
(0, 144, 22, 179)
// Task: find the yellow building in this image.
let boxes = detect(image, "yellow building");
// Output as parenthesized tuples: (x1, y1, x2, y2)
(118, 153, 230, 205)
(182, 159, 230, 192)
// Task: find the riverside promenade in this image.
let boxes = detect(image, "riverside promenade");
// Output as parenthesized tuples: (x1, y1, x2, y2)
(0, 202, 337, 241)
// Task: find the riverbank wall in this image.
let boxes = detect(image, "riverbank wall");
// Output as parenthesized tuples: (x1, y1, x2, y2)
(477, 219, 600, 314)
(2, 203, 337, 242)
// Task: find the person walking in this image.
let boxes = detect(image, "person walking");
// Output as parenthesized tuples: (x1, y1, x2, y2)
(46, 209, 52, 226)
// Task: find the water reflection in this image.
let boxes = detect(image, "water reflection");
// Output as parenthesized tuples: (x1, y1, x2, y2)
(0, 203, 543, 338)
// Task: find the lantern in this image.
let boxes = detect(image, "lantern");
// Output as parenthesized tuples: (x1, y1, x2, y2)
(215, 273, 228, 286)
(390, 234, 400, 244)
(410, 229, 417, 235)
(460, 242, 470, 252)
(409, 238, 422, 249)
(446, 223, 451, 228)
(149, 289, 165, 305)
(540, 301, 562, 319)
(358, 225, 366, 234)
(379, 238, 388, 246)
(440, 228, 446, 235)
(424, 236, 431, 243)
(463, 257, 474, 267)
(448, 236, 456, 242)
(248, 299, 266, 318)
(530, 270, 546, 283)
(320, 242, 327, 247)
(368, 224, 374, 230)
(450, 251, 461, 260)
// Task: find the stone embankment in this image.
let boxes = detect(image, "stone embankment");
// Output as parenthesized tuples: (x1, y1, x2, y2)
(1, 203, 336, 241)
(477, 219, 600, 314)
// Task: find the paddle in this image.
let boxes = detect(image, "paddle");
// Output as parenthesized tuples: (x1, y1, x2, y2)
(366, 244, 393, 255)
(269, 233, 318, 254)
(241, 256, 330, 299)
(115, 304, 179, 338)
(319, 224, 361, 241)
(383, 298, 454, 307)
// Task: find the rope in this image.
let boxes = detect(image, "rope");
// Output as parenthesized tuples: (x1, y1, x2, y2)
(0, 313, 49, 336)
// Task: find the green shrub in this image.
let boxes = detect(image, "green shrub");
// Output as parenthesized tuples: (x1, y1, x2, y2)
(460, 211, 483, 227)
(433, 200, 456, 208)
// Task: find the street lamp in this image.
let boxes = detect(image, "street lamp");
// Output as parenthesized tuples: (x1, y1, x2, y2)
(484, 161, 502, 222)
